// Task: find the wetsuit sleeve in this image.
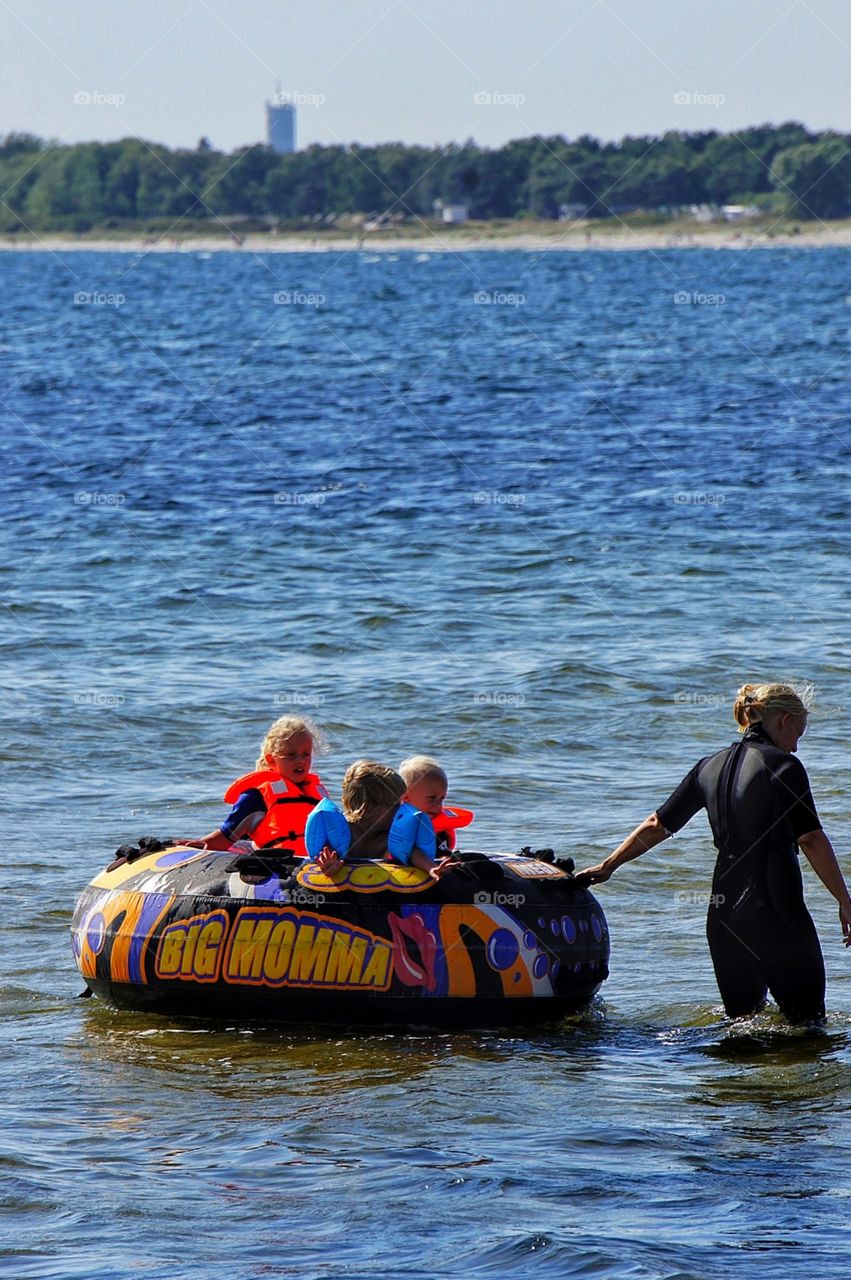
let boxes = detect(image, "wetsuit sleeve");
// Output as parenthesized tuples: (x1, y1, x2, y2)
(655, 761, 706, 834)
(775, 757, 822, 838)
(220, 788, 267, 840)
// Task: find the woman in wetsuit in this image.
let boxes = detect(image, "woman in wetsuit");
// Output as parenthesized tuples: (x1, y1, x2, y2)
(580, 683, 851, 1023)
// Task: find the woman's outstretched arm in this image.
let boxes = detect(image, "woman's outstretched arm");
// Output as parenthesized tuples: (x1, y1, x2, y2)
(577, 813, 671, 885)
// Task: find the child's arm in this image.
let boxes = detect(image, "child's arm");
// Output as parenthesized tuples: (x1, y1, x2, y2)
(182, 789, 268, 850)
(410, 849, 458, 881)
(180, 828, 234, 850)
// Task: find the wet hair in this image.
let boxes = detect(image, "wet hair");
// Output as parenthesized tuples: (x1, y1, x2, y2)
(398, 755, 447, 787)
(733, 682, 812, 732)
(341, 760, 405, 822)
(256, 715, 327, 768)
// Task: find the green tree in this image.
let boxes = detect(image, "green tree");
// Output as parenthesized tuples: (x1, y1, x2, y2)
(698, 135, 769, 201)
(2, 132, 45, 155)
(771, 137, 851, 218)
(24, 150, 72, 225)
(4, 124, 850, 231)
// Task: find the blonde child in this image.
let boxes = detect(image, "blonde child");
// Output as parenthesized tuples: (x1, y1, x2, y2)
(186, 715, 327, 855)
(399, 755, 474, 852)
(307, 760, 457, 880)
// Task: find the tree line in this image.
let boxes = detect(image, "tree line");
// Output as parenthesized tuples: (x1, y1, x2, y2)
(1, 123, 849, 232)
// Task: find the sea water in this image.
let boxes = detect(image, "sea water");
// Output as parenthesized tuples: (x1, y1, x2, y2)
(2, 245, 850, 1278)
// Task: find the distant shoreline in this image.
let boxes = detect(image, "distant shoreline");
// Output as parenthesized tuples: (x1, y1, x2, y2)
(3, 220, 851, 253)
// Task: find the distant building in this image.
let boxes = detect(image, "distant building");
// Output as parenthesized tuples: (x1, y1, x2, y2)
(266, 84, 296, 153)
(433, 199, 469, 224)
(722, 204, 760, 222)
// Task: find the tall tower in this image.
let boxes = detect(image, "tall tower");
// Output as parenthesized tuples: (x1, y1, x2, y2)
(266, 81, 296, 154)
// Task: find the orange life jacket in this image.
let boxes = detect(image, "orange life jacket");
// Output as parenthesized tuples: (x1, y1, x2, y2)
(223, 769, 327, 856)
(430, 805, 474, 851)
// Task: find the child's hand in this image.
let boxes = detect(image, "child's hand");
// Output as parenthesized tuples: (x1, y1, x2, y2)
(428, 856, 458, 882)
(316, 845, 342, 875)
(178, 838, 207, 848)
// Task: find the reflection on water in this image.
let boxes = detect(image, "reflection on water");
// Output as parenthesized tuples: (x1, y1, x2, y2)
(71, 1001, 614, 1096)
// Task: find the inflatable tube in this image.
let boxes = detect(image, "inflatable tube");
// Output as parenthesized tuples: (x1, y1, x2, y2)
(71, 844, 610, 1028)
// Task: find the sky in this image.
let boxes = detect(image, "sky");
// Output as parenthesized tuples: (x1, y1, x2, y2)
(1, 0, 849, 153)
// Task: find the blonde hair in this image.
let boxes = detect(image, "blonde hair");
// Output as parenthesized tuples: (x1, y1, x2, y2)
(398, 754, 447, 786)
(342, 760, 405, 822)
(256, 715, 327, 768)
(733, 682, 812, 732)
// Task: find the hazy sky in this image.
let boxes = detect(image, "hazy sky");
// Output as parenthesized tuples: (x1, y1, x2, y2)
(2, 0, 849, 152)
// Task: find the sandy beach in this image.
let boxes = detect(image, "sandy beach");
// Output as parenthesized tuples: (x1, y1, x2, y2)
(3, 222, 850, 254)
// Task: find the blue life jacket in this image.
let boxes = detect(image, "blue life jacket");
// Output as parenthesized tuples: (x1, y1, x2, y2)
(304, 798, 435, 865)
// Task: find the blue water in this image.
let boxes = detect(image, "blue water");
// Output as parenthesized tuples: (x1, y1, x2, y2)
(2, 245, 850, 1278)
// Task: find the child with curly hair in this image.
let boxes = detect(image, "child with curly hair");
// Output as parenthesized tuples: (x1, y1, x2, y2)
(186, 714, 328, 856)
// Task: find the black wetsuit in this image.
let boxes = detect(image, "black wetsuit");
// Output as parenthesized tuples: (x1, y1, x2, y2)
(656, 724, 825, 1023)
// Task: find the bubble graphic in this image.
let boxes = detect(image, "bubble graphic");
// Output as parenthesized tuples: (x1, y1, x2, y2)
(87, 912, 106, 956)
(486, 928, 520, 971)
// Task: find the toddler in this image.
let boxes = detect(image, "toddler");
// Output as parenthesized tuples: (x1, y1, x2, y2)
(399, 755, 474, 852)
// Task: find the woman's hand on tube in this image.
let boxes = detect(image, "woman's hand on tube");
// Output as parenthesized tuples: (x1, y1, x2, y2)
(575, 861, 614, 886)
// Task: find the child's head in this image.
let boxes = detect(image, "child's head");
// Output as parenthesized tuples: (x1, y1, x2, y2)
(399, 755, 448, 818)
(258, 715, 327, 784)
(342, 760, 406, 829)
